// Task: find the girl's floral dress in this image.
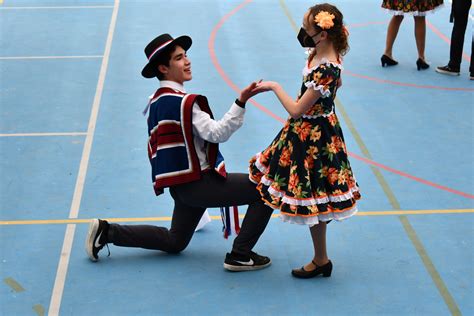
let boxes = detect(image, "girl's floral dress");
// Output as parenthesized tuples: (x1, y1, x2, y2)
(382, 0, 443, 15)
(249, 59, 361, 226)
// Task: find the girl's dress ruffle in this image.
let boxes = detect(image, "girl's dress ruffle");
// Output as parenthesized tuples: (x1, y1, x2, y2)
(250, 152, 361, 226)
(382, 2, 444, 16)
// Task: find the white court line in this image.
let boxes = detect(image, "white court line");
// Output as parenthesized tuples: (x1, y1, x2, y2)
(0, 6, 113, 10)
(47, 1, 120, 315)
(0, 132, 87, 137)
(0, 56, 103, 60)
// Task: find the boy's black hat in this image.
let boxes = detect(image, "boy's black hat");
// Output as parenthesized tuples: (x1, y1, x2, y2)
(141, 33, 192, 78)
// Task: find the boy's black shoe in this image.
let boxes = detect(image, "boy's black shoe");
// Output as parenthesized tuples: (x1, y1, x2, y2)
(435, 65, 460, 76)
(223, 251, 271, 271)
(85, 219, 110, 262)
(470, 72, 473, 80)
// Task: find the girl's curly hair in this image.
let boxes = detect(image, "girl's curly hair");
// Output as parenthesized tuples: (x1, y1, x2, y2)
(307, 3, 349, 57)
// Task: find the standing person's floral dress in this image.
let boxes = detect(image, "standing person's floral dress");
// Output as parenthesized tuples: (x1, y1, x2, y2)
(382, 0, 444, 15)
(249, 58, 361, 226)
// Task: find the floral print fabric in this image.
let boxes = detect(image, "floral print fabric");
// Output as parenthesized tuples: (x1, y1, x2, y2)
(382, 0, 444, 15)
(249, 62, 361, 225)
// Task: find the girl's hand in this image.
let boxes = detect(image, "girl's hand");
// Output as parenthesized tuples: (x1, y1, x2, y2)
(251, 81, 278, 94)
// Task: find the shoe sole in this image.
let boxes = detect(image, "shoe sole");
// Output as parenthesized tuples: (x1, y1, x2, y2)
(85, 219, 99, 262)
(223, 261, 271, 272)
(435, 69, 460, 76)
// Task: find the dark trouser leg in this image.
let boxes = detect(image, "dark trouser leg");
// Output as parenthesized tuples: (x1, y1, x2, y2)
(449, 0, 471, 69)
(108, 192, 205, 253)
(172, 172, 274, 256)
(231, 199, 274, 256)
(470, 36, 473, 74)
(108, 172, 273, 254)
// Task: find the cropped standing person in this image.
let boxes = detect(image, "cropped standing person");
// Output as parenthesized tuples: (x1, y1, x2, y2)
(381, 0, 444, 70)
(436, 0, 473, 79)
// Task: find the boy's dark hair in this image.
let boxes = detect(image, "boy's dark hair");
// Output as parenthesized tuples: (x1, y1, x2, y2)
(152, 44, 179, 80)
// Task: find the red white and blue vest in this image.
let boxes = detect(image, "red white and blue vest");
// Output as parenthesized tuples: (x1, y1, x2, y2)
(147, 87, 227, 196)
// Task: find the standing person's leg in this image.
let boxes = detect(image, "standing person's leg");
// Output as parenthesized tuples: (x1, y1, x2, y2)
(291, 221, 332, 278)
(414, 16, 427, 60)
(448, 0, 470, 70)
(469, 35, 473, 78)
(383, 15, 404, 61)
(414, 16, 430, 69)
(309, 222, 329, 266)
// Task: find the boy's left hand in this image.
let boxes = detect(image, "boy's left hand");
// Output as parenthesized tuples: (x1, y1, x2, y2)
(238, 80, 264, 103)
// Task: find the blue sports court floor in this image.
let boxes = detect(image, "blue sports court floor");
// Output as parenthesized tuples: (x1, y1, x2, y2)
(1, 0, 473, 315)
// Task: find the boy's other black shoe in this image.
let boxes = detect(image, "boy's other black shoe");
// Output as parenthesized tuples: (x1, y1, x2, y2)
(224, 251, 271, 271)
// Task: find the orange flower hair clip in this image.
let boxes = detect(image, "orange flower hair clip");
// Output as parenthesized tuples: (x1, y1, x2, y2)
(314, 11, 335, 30)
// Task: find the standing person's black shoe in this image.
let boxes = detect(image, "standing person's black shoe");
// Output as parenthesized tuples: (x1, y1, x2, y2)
(470, 72, 473, 80)
(223, 251, 271, 271)
(291, 260, 333, 279)
(436, 65, 460, 76)
(85, 219, 110, 261)
(416, 58, 430, 70)
(381, 54, 398, 67)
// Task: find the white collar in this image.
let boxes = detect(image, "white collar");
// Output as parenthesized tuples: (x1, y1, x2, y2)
(143, 80, 187, 116)
(160, 80, 186, 93)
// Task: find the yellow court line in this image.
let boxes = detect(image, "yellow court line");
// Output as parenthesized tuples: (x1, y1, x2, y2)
(0, 5, 114, 10)
(1, 209, 472, 225)
(0, 132, 87, 137)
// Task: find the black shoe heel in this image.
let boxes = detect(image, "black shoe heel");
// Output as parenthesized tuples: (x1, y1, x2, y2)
(381, 54, 398, 67)
(291, 260, 333, 279)
(416, 58, 429, 70)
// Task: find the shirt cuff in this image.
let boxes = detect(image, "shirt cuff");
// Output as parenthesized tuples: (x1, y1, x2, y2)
(229, 102, 246, 116)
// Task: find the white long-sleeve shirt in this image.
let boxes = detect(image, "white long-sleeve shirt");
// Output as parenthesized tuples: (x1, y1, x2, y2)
(159, 80, 245, 170)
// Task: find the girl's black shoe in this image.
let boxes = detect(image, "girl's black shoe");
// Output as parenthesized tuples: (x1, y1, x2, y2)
(291, 260, 333, 279)
(416, 58, 430, 70)
(381, 54, 398, 67)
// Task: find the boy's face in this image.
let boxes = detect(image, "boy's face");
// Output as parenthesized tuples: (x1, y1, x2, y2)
(159, 45, 192, 84)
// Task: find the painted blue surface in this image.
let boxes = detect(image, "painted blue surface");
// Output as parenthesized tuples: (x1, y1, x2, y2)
(0, 59, 101, 133)
(0, 136, 84, 220)
(1, 0, 473, 315)
(1, 225, 66, 315)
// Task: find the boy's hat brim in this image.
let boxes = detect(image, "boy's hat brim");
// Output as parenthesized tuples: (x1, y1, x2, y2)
(141, 34, 192, 78)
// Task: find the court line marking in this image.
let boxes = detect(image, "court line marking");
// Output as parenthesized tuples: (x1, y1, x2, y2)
(208, 1, 474, 200)
(0, 6, 113, 10)
(0, 209, 472, 226)
(278, 1, 462, 314)
(0, 132, 87, 137)
(0, 56, 103, 60)
(47, 1, 120, 315)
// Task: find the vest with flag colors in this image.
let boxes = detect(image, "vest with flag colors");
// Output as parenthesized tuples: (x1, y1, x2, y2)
(147, 87, 227, 196)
